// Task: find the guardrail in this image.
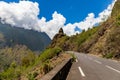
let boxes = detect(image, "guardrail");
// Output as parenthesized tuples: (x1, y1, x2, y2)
(40, 58, 73, 80)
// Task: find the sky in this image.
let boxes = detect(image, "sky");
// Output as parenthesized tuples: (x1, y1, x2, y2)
(0, 0, 117, 39)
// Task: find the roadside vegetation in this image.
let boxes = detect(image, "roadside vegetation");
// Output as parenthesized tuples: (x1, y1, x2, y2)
(0, 45, 68, 80)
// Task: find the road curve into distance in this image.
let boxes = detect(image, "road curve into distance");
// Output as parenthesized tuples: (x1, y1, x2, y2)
(67, 52, 120, 80)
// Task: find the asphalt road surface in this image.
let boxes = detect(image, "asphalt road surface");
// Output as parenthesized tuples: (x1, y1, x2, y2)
(66, 52, 120, 80)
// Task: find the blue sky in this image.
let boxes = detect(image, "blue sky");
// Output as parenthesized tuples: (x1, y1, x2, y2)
(4, 0, 112, 23)
(0, 0, 116, 38)
(38, 0, 113, 24)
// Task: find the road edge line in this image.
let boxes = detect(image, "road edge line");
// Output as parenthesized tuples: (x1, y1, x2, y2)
(78, 66, 86, 77)
(106, 65, 120, 74)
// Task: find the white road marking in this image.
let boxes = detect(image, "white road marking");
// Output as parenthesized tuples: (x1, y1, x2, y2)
(78, 66, 86, 77)
(76, 59, 78, 62)
(94, 60, 102, 64)
(106, 65, 120, 74)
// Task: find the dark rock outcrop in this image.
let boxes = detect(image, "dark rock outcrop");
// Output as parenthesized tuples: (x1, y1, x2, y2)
(49, 28, 66, 48)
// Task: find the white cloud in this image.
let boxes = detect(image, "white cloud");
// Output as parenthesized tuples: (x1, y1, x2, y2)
(0, 1, 40, 30)
(0, 0, 117, 39)
(97, 0, 117, 22)
(62, 0, 117, 36)
(40, 11, 66, 38)
(63, 23, 77, 36)
(0, 1, 66, 39)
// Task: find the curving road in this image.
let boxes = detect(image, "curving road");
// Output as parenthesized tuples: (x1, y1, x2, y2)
(66, 52, 120, 80)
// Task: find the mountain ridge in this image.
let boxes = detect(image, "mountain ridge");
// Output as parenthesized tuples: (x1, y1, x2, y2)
(0, 22, 51, 51)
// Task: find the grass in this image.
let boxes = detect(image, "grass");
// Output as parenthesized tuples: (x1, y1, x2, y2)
(103, 53, 114, 59)
(38, 47, 62, 62)
(70, 53, 76, 62)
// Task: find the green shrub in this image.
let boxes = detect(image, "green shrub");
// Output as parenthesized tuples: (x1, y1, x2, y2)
(70, 53, 76, 62)
(42, 60, 53, 74)
(27, 72, 38, 80)
(104, 53, 114, 59)
(39, 47, 62, 62)
(27, 73, 35, 80)
(21, 57, 30, 67)
(33, 72, 38, 78)
(21, 52, 36, 67)
(0, 67, 15, 79)
(116, 14, 120, 25)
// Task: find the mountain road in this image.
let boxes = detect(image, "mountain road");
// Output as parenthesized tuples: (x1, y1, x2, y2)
(66, 52, 120, 80)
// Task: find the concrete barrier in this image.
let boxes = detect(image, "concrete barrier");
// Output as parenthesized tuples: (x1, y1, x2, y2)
(40, 58, 72, 80)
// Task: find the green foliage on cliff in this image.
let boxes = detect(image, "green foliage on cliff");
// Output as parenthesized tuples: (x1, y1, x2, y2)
(39, 47, 62, 62)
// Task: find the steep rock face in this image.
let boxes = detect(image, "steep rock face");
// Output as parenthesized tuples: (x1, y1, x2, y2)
(80, 0, 120, 58)
(0, 22, 51, 51)
(49, 28, 66, 48)
(88, 21, 120, 58)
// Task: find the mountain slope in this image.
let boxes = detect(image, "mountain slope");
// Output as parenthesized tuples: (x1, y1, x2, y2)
(82, 0, 120, 58)
(0, 21, 51, 79)
(0, 22, 51, 51)
(50, 0, 120, 59)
